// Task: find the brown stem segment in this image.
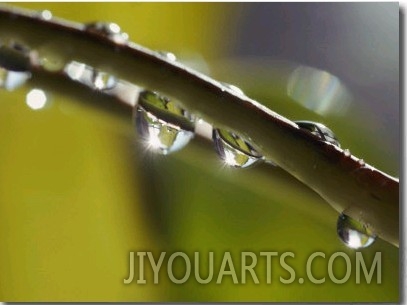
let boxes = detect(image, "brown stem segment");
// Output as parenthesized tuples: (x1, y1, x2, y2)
(0, 6, 399, 246)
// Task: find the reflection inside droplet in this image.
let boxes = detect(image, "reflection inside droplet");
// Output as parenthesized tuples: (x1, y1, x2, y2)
(134, 91, 195, 155)
(91, 70, 117, 91)
(213, 129, 263, 168)
(337, 213, 376, 249)
(0, 42, 32, 72)
(64, 61, 117, 92)
(26, 89, 47, 110)
(295, 120, 340, 147)
(0, 67, 31, 91)
(40, 53, 65, 72)
(39, 10, 52, 20)
(64, 61, 87, 81)
(85, 22, 129, 43)
(287, 65, 351, 116)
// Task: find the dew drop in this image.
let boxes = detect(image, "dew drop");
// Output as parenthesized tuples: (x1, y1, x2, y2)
(40, 53, 66, 72)
(37, 41, 68, 72)
(134, 91, 195, 155)
(295, 120, 341, 147)
(0, 67, 30, 91)
(157, 51, 177, 61)
(344, 149, 351, 157)
(91, 70, 117, 91)
(337, 213, 376, 249)
(85, 22, 129, 43)
(222, 82, 245, 96)
(213, 129, 263, 168)
(64, 61, 87, 81)
(0, 42, 31, 72)
(38, 10, 52, 20)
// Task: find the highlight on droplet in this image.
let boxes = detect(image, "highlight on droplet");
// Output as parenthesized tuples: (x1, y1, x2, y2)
(134, 91, 195, 155)
(337, 213, 377, 249)
(212, 129, 263, 168)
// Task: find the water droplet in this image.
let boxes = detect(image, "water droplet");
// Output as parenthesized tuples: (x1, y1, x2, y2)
(344, 149, 351, 157)
(91, 70, 117, 91)
(8, 42, 31, 55)
(40, 53, 66, 72)
(358, 158, 365, 166)
(295, 121, 341, 147)
(222, 82, 245, 96)
(38, 10, 52, 20)
(85, 22, 129, 43)
(337, 214, 376, 249)
(64, 61, 87, 81)
(36, 41, 68, 72)
(157, 51, 177, 61)
(0, 42, 31, 72)
(0, 67, 30, 90)
(134, 91, 195, 155)
(213, 129, 263, 168)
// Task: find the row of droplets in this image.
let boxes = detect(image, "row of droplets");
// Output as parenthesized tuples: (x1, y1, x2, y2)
(134, 86, 341, 168)
(133, 89, 375, 250)
(0, 16, 377, 249)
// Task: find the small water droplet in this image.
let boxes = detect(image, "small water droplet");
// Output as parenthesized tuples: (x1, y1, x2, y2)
(0, 42, 31, 72)
(64, 61, 87, 81)
(157, 51, 177, 61)
(0, 67, 30, 90)
(358, 158, 365, 166)
(40, 53, 65, 72)
(344, 149, 351, 157)
(37, 41, 68, 72)
(134, 91, 195, 155)
(213, 129, 263, 168)
(222, 82, 245, 96)
(91, 70, 117, 91)
(9, 42, 31, 55)
(337, 213, 376, 249)
(85, 22, 129, 43)
(295, 120, 341, 147)
(38, 10, 52, 20)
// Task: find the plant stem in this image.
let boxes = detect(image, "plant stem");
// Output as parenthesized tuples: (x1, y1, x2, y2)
(0, 6, 399, 247)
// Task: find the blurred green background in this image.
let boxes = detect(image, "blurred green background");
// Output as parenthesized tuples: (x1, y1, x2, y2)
(0, 3, 399, 302)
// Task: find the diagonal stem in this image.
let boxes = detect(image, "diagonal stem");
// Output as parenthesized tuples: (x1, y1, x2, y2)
(0, 5, 399, 246)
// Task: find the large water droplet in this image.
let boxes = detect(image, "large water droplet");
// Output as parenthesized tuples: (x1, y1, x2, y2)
(213, 129, 263, 168)
(134, 91, 195, 155)
(85, 22, 129, 43)
(91, 70, 117, 91)
(295, 120, 340, 147)
(0, 67, 30, 90)
(337, 214, 377, 249)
